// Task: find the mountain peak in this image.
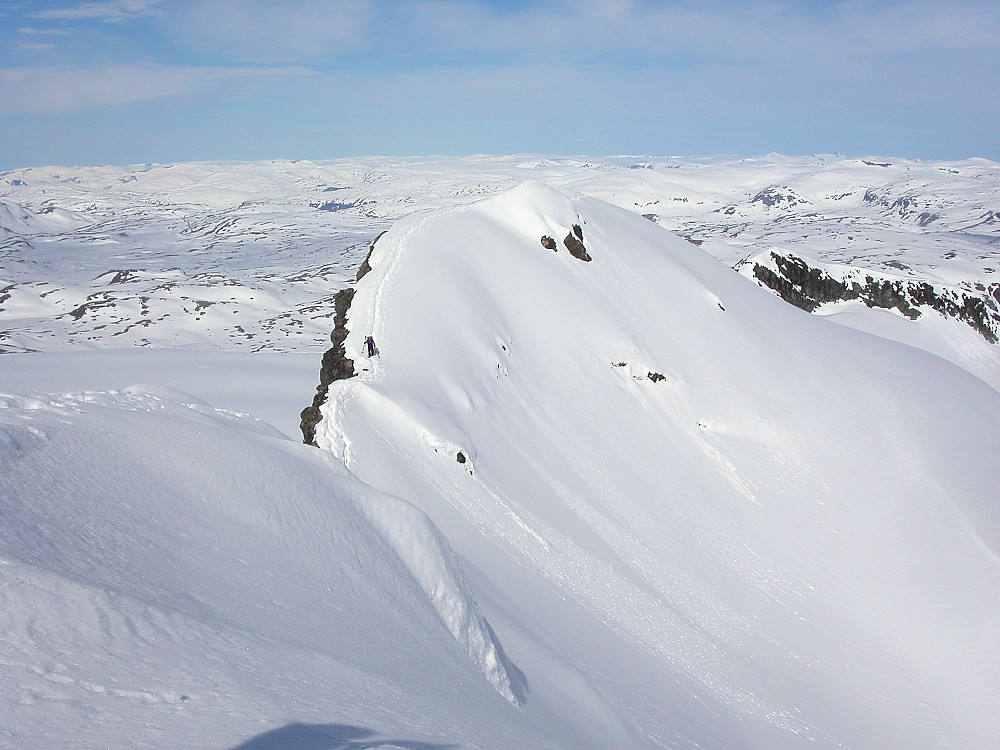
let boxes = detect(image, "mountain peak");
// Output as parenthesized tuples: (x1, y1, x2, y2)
(313, 183, 1000, 749)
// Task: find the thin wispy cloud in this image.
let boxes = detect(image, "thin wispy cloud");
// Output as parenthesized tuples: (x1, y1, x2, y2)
(28, 0, 162, 23)
(16, 42, 56, 53)
(165, 0, 376, 63)
(17, 27, 71, 36)
(404, 0, 1000, 65)
(0, 63, 310, 113)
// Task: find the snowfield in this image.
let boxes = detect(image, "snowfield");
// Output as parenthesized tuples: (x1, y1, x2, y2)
(1, 155, 999, 749)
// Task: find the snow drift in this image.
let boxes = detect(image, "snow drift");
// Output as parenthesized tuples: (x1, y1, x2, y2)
(0, 387, 545, 749)
(315, 182, 1000, 749)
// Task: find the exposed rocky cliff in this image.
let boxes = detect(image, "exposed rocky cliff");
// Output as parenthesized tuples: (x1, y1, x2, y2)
(562, 224, 592, 261)
(300, 232, 393, 445)
(742, 251, 1000, 343)
(541, 223, 592, 261)
(299, 287, 356, 445)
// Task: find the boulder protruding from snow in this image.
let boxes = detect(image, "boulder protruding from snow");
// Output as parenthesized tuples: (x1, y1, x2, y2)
(562, 224, 591, 261)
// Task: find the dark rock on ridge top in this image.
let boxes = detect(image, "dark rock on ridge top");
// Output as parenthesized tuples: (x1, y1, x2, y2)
(299, 287, 356, 445)
(563, 224, 591, 262)
(541, 224, 591, 261)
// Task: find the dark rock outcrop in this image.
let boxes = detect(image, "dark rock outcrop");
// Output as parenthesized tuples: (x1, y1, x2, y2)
(861, 190, 941, 225)
(543, 225, 591, 261)
(300, 287, 356, 445)
(99, 269, 141, 284)
(751, 254, 854, 313)
(356, 231, 386, 282)
(301, 233, 392, 445)
(563, 225, 591, 262)
(751, 187, 807, 209)
(751, 251, 999, 343)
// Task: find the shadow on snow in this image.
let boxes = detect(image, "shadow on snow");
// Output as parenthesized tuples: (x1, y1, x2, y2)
(225, 722, 457, 750)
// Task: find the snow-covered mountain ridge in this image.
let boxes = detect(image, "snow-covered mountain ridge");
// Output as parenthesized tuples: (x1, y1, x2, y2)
(2, 156, 999, 749)
(310, 182, 1000, 749)
(2, 154, 998, 389)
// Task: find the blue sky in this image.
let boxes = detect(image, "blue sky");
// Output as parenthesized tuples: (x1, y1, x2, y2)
(1, 0, 998, 168)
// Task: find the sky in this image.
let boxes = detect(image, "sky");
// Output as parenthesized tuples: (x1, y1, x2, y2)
(0, 0, 998, 169)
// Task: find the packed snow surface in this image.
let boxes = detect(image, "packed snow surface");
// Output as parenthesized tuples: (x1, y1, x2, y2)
(317, 182, 1000, 749)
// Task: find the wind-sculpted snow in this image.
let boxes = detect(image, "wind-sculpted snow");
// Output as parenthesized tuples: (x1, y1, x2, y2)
(355, 491, 523, 705)
(0, 387, 539, 749)
(315, 182, 1000, 749)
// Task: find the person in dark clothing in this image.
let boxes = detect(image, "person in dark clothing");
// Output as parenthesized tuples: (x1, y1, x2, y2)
(364, 335, 376, 357)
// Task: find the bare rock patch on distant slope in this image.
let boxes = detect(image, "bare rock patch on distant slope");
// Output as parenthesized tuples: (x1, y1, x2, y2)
(747, 251, 1000, 343)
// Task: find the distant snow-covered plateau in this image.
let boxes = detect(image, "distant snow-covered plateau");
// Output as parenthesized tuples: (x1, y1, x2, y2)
(1, 155, 998, 749)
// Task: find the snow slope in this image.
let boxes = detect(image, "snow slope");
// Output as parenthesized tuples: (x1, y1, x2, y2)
(316, 183, 1000, 750)
(0, 386, 571, 750)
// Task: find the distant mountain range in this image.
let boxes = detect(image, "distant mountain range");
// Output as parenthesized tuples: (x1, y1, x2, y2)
(2, 154, 997, 387)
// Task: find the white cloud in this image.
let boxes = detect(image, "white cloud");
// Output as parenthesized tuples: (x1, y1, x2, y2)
(404, 0, 1000, 64)
(16, 42, 57, 53)
(2, 0, 996, 161)
(0, 64, 311, 113)
(29, 0, 162, 23)
(17, 27, 71, 36)
(165, 0, 376, 63)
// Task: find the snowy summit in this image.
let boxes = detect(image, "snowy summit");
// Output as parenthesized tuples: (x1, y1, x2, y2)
(310, 181, 1000, 749)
